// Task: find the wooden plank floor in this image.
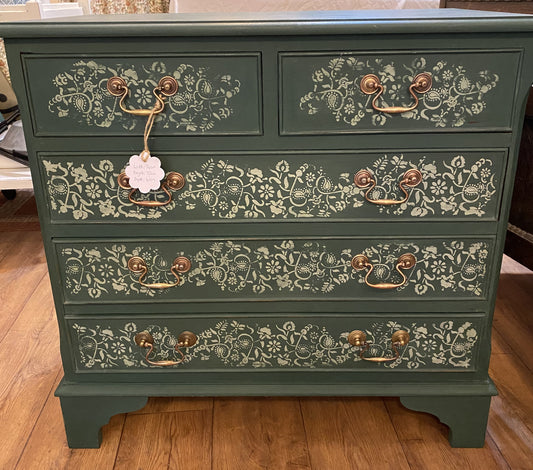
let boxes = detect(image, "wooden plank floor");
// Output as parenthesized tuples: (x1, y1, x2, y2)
(1, 229, 532, 470)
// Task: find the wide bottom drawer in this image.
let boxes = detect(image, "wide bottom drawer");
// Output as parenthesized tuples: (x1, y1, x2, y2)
(68, 315, 484, 372)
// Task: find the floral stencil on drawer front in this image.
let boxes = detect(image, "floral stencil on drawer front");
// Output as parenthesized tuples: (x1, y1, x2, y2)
(72, 319, 479, 369)
(43, 159, 177, 220)
(299, 56, 499, 128)
(360, 241, 489, 297)
(48, 60, 241, 132)
(42, 153, 497, 220)
(60, 240, 489, 299)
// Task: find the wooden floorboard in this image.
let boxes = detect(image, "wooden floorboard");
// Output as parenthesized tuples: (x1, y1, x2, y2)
(212, 397, 312, 470)
(0, 230, 47, 344)
(486, 354, 533, 469)
(129, 397, 213, 415)
(491, 326, 513, 355)
(0, 230, 532, 469)
(0, 273, 60, 470)
(300, 397, 411, 470)
(384, 397, 509, 470)
(14, 368, 127, 470)
(114, 409, 212, 470)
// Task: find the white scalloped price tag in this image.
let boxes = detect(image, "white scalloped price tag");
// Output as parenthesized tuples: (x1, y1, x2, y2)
(124, 153, 165, 194)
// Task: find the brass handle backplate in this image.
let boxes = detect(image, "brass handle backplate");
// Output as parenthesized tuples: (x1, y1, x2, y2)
(128, 255, 191, 289)
(352, 253, 416, 289)
(107, 75, 178, 116)
(118, 171, 185, 207)
(134, 330, 197, 366)
(348, 329, 410, 362)
(354, 168, 422, 206)
(360, 72, 432, 114)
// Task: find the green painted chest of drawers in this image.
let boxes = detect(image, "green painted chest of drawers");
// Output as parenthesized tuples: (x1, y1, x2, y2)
(4, 8, 533, 448)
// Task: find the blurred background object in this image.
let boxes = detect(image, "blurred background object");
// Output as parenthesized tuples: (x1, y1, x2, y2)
(440, 0, 533, 14)
(176, 0, 438, 12)
(440, 1, 533, 272)
(0, 51, 16, 119)
(90, 0, 170, 14)
(0, 1, 85, 199)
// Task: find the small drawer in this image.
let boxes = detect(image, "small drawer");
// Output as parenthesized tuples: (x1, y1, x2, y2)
(22, 53, 262, 136)
(55, 236, 494, 303)
(39, 149, 506, 223)
(67, 315, 484, 371)
(280, 50, 520, 134)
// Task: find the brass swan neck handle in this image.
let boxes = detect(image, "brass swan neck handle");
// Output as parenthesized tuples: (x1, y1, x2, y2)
(354, 168, 423, 206)
(352, 253, 416, 289)
(118, 171, 185, 207)
(128, 256, 191, 289)
(107, 76, 178, 116)
(135, 331, 197, 367)
(360, 72, 432, 114)
(348, 329, 410, 362)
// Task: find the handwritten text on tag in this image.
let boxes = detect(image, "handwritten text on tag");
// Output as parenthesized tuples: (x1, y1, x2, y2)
(125, 154, 165, 194)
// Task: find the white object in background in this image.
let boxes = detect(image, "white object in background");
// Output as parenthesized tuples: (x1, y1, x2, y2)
(0, 163, 32, 190)
(0, 2, 83, 21)
(0, 121, 31, 191)
(0, 1, 40, 21)
(37, 1, 84, 18)
(169, 0, 178, 13)
(0, 1, 84, 193)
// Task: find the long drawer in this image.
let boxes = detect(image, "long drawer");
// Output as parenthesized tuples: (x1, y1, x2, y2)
(67, 314, 484, 372)
(280, 50, 520, 134)
(55, 237, 494, 303)
(39, 150, 506, 223)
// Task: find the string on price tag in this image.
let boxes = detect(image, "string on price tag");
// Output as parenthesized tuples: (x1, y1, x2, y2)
(124, 104, 165, 194)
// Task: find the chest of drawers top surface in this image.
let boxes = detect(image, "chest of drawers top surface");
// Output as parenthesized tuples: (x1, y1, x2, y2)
(3, 8, 533, 35)
(3, 9, 533, 449)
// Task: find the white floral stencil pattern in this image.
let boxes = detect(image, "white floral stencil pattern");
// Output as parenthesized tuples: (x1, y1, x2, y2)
(299, 56, 499, 128)
(359, 241, 489, 297)
(59, 240, 490, 299)
(42, 153, 498, 220)
(48, 60, 241, 132)
(71, 319, 479, 370)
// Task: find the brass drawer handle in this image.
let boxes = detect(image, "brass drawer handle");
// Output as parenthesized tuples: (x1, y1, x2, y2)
(118, 171, 185, 207)
(354, 168, 422, 206)
(128, 256, 191, 289)
(107, 76, 178, 116)
(348, 330, 410, 363)
(135, 330, 197, 366)
(360, 72, 432, 114)
(352, 253, 416, 289)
